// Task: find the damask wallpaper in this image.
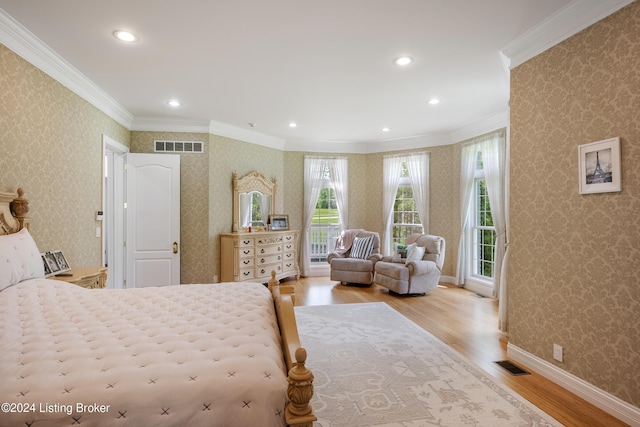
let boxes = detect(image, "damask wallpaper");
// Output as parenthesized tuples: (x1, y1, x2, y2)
(0, 44, 130, 269)
(510, 1, 639, 407)
(5, 1, 637, 412)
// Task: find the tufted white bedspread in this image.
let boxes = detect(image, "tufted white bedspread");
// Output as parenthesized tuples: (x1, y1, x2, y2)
(0, 279, 288, 427)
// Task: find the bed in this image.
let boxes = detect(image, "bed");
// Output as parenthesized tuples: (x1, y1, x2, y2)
(0, 188, 315, 427)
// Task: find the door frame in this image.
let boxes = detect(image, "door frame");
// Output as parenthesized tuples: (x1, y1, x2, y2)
(102, 135, 128, 289)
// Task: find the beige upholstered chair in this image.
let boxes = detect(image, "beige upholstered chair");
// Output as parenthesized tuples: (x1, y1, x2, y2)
(374, 234, 445, 295)
(327, 229, 382, 286)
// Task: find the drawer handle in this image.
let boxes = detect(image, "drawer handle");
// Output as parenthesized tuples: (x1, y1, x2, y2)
(243, 260, 250, 265)
(243, 250, 250, 255)
(261, 248, 265, 254)
(243, 240, 251, 245)
(242, 271, 251, 277)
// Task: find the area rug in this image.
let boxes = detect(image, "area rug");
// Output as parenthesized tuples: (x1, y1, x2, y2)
(294, 303, 563, 427)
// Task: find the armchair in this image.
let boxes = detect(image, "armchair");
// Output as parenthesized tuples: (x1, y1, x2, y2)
(374, 234, 445, 295)
(327, 229, 382, 286)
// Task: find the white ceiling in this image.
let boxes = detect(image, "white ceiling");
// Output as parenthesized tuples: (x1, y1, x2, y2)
(0, 0, 632, 152)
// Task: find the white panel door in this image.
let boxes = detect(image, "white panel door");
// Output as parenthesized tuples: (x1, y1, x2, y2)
(126, 153, 180, 287)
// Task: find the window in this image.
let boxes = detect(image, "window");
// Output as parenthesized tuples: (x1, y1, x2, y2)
(469, 152, 496, 281)
(304, 158, 347, 268)
(392, 163, 423, 247)
(310, 177, 340, 263)
(382, 153, 429, 255)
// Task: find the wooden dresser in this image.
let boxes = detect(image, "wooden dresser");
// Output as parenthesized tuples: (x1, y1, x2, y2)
(51, 266, 108, 289)
(220, 230, 299, 283)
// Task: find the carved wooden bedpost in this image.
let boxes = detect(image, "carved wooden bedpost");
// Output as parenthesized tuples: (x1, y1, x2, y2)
(286, 348, 316, 427)
(9, 188, 30, 231)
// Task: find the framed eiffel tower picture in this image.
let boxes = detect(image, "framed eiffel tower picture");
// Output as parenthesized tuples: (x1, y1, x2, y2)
(578, 137, 621, 194)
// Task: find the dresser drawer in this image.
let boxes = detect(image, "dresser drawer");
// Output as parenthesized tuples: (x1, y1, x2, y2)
(256, 235, 283, 245)
(239, 267, 255, 280)
(283, 260, 296, 272)
(239, 257, 255, 268)
(256, 244, 282, 256)
(239, 247, 254, 258)
(239, 237, 255, 247)
(257, 254, 282, 266)
(256, 263, 282, 278)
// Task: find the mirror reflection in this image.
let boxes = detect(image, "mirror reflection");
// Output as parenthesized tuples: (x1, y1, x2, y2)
(239, 191, 271, 228)
(232, 171, 277, 232)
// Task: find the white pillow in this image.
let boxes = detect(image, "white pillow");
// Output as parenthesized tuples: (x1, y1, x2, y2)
(0, 228, 44, 291)
(406, 245, 426, 261)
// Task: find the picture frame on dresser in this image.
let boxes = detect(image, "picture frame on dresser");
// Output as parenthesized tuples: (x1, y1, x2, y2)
(269, 214, 289, 231)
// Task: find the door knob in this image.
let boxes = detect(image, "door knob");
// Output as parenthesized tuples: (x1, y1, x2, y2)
(173, 242, 179, 254)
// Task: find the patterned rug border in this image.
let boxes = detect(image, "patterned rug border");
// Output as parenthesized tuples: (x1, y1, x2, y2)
(295, 302, 564, 427)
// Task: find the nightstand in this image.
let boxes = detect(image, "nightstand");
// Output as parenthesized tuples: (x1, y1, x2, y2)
(52, 266, 108, 289)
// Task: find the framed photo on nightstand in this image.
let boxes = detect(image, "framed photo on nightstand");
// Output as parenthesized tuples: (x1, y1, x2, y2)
(42, 250, 70, 277)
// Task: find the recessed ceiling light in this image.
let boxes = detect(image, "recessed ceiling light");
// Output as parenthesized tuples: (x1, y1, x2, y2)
(394, 56, 413, 66)
(113, 30, 139, 43)
(167, 99, 181, 107)
(428, 98, 441, 105)
(289, 122, 298, 128)
(382, 127, 390, 132)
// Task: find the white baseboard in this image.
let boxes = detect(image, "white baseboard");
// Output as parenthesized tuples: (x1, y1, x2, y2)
(305, 264, 330, 277)
(463, 279, 494, 297)
(507, 343, 640, 427)
(440, 275, 457, 285)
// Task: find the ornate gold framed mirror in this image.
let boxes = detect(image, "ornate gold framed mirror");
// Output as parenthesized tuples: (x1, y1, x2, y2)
(232, 171, 277, 232)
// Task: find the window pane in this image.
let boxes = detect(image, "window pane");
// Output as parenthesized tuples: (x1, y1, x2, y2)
(310, 187, 340, 263)
(471, 177, 496, 280)
(392, 183, 422, 248)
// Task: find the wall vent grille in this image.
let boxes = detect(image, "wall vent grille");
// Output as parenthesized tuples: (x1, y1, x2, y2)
(154, 140, 204, 153)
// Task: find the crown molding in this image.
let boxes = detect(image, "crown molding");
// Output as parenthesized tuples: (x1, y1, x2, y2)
(130, 118, 211, 134)
(501, 0, 634, 69)
(0, 8, 133, 128)
(208, 120, 287, 150)
(283, 111, 508, 154)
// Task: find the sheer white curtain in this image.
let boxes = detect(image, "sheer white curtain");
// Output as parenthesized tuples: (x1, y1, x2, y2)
(301, 156, 348, 276)
(328, 157, 348, 230)
(456, 144, 478, 285)
(406, 153, 430, 235)
(382, 155, 405, 255)
(301, 157, 326, 276)
(455, 128, 509, 332)
(479, 129, 508, 332)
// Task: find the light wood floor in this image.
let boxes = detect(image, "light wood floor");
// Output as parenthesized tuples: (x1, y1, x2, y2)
(286, 276, 629, 427)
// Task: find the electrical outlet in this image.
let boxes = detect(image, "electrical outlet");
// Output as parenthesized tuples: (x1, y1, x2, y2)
(213, 275, 218, 283)
(553, 344, 563, 362)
